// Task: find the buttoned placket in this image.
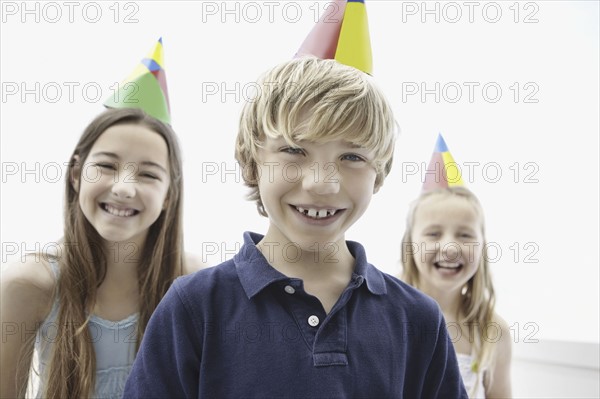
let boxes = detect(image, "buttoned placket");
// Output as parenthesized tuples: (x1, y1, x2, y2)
(277, 275, 365, 367)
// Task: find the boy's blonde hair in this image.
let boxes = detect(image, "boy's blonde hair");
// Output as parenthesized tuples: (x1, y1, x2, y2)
(401, 186, 497, 393)
(235, 57, 397, 216)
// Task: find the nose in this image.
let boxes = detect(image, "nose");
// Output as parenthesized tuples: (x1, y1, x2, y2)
(302, 161, 340, 196)
(440, 237, 461, 262)
(111, 173, 136, 199)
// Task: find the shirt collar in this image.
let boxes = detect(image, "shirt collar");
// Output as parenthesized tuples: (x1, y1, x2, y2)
(234, 231, 387, 299)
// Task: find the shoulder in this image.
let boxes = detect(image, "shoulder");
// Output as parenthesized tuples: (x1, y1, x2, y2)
(1, 254, 56, 321)
(153, 258, 242, 325)
(484, 313, 513, 397)
(381, 272, 441, 314)
(491, 313, 513, 355)
(172, 258, 240, 303)
(361, 267, 443, 328)
(183, 252, 211, 275)
(176, 258, 239, 291)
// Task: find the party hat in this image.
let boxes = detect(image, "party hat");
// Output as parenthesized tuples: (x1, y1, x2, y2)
(296, 0, 373, 75)
(422, 133, 465, 191)
(104, 38, 171, 124)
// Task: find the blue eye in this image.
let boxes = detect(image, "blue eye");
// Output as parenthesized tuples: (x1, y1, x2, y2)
(281, 147, 304, 155)
(341, 153, 365, 162)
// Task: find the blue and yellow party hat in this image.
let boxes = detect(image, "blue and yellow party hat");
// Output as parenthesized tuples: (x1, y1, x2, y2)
(423, 133, 465, 191)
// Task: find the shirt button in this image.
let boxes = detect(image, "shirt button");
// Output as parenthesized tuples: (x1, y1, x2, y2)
(308, 315, 320, 327)
(284, 285, 295, 294)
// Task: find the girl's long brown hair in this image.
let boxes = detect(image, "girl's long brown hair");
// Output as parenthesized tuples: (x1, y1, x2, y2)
(22, 108, 185, 398)
(401, 187, 496, 395)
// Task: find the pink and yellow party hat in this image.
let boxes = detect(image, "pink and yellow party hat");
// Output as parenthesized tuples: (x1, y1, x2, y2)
(296, 0, 373, 75)
(422, 133, 465, 191)
(104, 38, 171, 124)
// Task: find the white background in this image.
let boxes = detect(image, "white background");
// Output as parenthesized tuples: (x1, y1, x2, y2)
(1, 0, 598, 360)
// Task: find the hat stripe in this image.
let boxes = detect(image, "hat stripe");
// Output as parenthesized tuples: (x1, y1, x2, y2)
(441, 151, 464, 186)
(296, 0, 372, 74)
(146, 38, 164, 67)
(334, 0, 373, 74)
(434, 133, 450, 152)
(141, 58, 162, 72)
(422, 133, 465, 191)
(295, 0, 346, 60)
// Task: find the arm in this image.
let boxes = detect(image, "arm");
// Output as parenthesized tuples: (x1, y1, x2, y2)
(1, 257, 54, 398)
(485, 315, 513, 398)
(123, 279, 202, 399)
(422, 312, 469, 399)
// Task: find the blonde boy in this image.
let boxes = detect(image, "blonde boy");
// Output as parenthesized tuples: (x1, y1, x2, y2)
(124, 57, 467, 398)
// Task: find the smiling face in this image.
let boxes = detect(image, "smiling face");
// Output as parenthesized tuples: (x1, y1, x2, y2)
(73, 123, 170, 247)
(410, 193, 484, 295)
(235, 58, 396, 218)
(257, 135, 378, 251)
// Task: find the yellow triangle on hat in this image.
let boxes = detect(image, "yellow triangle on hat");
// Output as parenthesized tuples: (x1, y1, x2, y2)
(422, 133, 465, 192)
(296, 0, 373, 75)
(335, 0, 373, 75)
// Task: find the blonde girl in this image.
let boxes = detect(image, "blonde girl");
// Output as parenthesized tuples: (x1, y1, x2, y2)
(402, 186, 512, 398)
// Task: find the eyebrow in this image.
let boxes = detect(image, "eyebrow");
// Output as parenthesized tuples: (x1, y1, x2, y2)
(345, 142, 363, 149)
(422, 224, 442, 230)
(284, 139, 366, 150)
(90, 151, 168, 174)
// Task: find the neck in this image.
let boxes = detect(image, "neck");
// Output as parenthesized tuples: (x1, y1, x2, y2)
(93, 240, 141, 320)
(99, 240, 142, 288)
(257, 228, 355, 282)
(257, 227, 357, 315)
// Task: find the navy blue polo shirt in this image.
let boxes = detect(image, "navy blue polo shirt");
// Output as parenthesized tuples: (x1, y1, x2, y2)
(123, 232, 467, 398)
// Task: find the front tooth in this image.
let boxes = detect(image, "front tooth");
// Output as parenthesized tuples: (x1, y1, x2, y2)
(317, 210, 327, 218)
(106, 204, 134, 217)
(307, 209, 317, 218)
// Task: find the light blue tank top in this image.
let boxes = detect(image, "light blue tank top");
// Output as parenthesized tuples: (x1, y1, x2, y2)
(33, 259, 138, 399)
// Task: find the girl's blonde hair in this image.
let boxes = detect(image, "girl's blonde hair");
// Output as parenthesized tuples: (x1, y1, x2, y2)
(401, 186, 497, 390)
(19, 108, 185, 398)
(235, 57, 397, 216)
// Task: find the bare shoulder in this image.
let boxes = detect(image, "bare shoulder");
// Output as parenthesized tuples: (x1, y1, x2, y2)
(1, 255, 56, 398)
(493, 313, 513, 350)
(183, 252, 210, 275)
(1, 254, 56, 321)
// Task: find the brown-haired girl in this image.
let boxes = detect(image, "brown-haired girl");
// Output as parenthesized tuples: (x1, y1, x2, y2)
(1, 108, 205, 398)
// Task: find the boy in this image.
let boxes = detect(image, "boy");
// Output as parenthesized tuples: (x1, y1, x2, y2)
(123, 57, 467, 398)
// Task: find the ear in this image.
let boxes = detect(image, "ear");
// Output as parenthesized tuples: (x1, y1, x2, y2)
(70, 154, 81, 193)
